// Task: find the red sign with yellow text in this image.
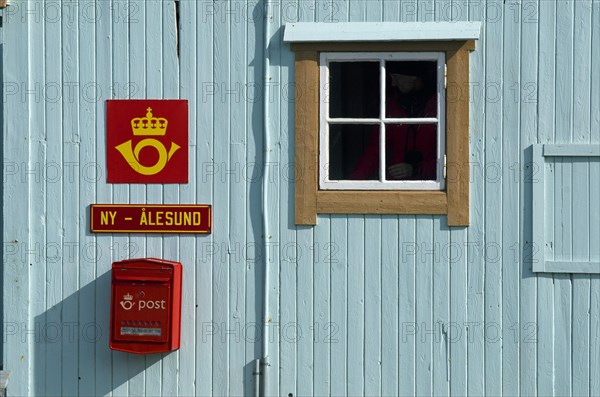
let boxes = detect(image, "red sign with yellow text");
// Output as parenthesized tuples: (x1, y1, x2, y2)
(90, 205, 211, 234)
(107, 100, 188, 183)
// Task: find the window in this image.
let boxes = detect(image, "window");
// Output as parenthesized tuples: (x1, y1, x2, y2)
(320, 52, 446, 190)
(285, 22, 480, 227)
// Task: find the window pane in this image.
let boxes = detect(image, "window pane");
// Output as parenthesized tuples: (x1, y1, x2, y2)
(385, 61, 438, 119)
(328, 124, 380, 181)
(329, 62, 380, 119)
(385, 124, 438, 180)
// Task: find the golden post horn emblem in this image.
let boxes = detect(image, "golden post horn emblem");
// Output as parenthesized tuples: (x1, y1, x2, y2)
(115, 107, 180, 175)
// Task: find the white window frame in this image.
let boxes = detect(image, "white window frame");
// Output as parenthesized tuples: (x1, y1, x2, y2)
(319, 52, 446, 190)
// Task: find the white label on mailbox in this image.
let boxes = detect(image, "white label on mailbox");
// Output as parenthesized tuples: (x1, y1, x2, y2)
(119, 292, 167, 311)
(121, 327, 162, 336)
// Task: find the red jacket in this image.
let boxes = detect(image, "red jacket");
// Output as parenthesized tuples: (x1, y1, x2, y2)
(351, 94, 438, 180)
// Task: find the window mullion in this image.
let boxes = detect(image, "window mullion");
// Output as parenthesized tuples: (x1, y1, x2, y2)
(379, 59, 386, 183)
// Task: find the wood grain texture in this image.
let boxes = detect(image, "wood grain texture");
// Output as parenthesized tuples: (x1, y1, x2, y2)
(284, 21, 481, 42)
(279, 2, 298, 396)
(316, 190, 447, 214)
(465, 1, 486, 395)
(536, 0, 558, 391)
(483, 2, 503, 394)
(292, 38, 473, 224)
(3, 1, 600, 396)
(445, 45, 470, 226)
(294, 51, 319, 225)
(291, 40, 475, 53)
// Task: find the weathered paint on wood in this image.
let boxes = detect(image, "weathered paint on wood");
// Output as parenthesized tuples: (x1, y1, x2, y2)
(2, 1, 600, 396)
(284, 21, 482, 42)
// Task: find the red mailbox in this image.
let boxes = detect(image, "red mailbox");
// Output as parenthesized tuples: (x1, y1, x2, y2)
(110, 258, 182, 354)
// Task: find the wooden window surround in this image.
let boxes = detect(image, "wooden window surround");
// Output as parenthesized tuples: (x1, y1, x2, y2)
(292, 40, 475, 227)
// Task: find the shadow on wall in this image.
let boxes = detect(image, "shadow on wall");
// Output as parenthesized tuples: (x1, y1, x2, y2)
(31, 270, 161, 395)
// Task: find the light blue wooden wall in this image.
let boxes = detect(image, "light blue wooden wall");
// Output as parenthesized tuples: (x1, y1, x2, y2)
(2, 0, 600, 396)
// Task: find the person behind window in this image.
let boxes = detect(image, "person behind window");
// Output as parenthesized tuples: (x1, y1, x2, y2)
(351, 62, 438, 180)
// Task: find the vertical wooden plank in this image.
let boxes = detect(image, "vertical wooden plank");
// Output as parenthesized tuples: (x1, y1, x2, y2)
(590, 159, 600, 394)
(364, 216, 382, 397)
(245, 1, 263, 396)
(415, 218, 433, 396)
(227, 1, 249, 395)
(313, 216, 331, 396)
(295, 227, 314, 397)
(227, 2, 250, 395)
(484, 1, 503, 394)
(590, 4, 600, 395)
(195, 0, 214, 395)
(433, 218, 450, 397)
(346, 217, 365, 396)
(158, 1, 179, 395)
(279, 0, 299, 393)
(554, 2, 574, 396)
(78, 1, 97, 394)
(94, 0, 113, 393)
(382, 0, 399, 21)
(365, 0, 382, 23)
(519, 0, 539, 395)
(536, 0, 556, 394)
(501, 1, 521, 395)
(330, 216, 348, 397)
(449, 227, 469, 397)
(111, 0, 132, 394)
(381, 217, 398, 397)
(571, 2, 593, 396)
(348, 0, 365, 22)
(266, 3, 282, 396)
(61, 2, 81, 393)
(178, 1, 197, 396)
(127, 0, 148, 394)
(398, 218, 416, 397)
(212, 0, 231, 393)
(294, 47, 318, 225)
(42, 2, 64, 396)
(29, 2, 46, 394)
(399, 0, 417, 22)
(2, 3, 30, 395)
(466, 1, 486, 395)
(216, 1, 247, 395)
(445, 45, 470, 227)
(553, 165, 573, 389)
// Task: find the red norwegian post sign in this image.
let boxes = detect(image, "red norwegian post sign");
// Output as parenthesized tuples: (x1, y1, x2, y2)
(107, 100, 188, 183)
(90, 204, 211, 234)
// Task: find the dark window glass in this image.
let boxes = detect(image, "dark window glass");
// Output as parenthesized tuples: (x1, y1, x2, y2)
(385, 61, 438, 119)
(385, 124, 437, 180)
(328, 124, 379, 181)
(329, 62, 380, 119)
(325, 59, 440, 184)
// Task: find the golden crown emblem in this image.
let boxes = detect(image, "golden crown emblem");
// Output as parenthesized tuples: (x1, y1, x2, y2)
(123, 293, 133, 301)
(131, 107, 168, 136)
